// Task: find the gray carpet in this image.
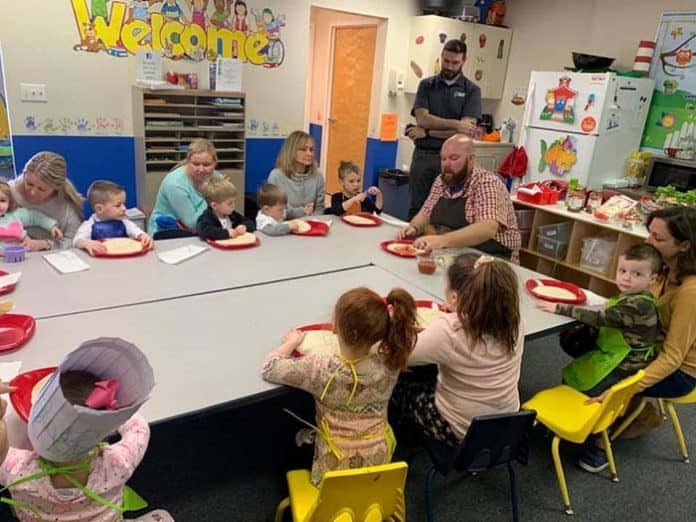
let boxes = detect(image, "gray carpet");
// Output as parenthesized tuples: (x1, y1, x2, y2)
(105, 335, 696, 520)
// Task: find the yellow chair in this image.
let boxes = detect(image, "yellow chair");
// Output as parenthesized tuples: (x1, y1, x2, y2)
(274, 462, 408, 522)
(612, 387, 696, 463)
(522, 371, 644, 515)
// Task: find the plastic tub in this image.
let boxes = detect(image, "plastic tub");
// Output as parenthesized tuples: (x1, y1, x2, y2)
(580, 237, 617, 275)
(515, 209, 535, 229)
(537, 221, 571, 242)
(537, 235, 567, 260)
(520, 229, 531, 248)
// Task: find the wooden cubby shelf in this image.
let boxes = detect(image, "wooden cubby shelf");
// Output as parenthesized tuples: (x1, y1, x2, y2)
(133, 87, 246, 215)
(514, 198, 648, 298)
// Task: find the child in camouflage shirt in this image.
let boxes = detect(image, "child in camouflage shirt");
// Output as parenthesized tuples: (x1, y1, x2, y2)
(538, 244, 662, 396)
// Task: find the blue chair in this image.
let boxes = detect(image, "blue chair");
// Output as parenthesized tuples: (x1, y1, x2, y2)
(421, 410, 536, 522)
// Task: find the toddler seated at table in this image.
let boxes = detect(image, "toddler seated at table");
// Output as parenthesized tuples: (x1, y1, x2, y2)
(0, 181, 63, 251)
(255, 183, 299, 236)
(73, 181, 153, 255)
(197, 176, 255, 241)
(538, 244, 662, 397)
(325, 161, 382, 216)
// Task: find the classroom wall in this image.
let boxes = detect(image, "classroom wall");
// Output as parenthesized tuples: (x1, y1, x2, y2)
(493, 0, 696, 142)
(0, 0, 417, 202)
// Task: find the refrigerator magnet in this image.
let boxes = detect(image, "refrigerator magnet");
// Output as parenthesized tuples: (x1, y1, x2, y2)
(581, 117, 596, 133)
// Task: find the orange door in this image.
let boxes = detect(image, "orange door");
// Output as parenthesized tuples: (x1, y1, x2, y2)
(325, 26, 377, 194)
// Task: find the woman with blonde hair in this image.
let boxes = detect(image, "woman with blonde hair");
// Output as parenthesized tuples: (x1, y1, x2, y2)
(149, 138, 222, 239)
(10, 151, 84, 250)
(267, 130, 325, 218)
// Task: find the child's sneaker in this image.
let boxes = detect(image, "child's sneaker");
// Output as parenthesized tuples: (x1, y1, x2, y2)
(295, 428, 315, 447)
(577, 445, 609, 473)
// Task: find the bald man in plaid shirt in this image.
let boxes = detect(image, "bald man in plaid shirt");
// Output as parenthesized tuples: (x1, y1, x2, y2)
(398, 135, 521, 262)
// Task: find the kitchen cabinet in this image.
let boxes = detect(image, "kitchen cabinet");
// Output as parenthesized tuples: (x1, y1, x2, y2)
(405, 15, 512, 100)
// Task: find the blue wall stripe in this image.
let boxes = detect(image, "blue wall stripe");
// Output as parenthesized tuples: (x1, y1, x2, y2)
(11, 135, 137, 212)
(308, 123, 322, 163)
(244, 137, 284, 195)
(363, 138, 398, 189)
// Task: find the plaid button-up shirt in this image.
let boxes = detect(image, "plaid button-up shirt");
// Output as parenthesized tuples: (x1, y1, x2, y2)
(421, 165, 521, 262)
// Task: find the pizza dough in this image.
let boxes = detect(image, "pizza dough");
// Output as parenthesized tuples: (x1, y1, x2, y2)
(534, 285, 576, 300)
(344, 214, 376, 225)
(289, 220, 312, 233)
(102, 238, 143, 254)
(214, 232, 257, 246)
(299, 330, 340, 356)
(386, 243, 417, 256)
(31, 374, 53, 404)
(417, 306, 444, 328)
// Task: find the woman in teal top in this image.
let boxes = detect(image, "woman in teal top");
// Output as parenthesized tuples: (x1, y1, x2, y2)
(149, 139, 222, 239)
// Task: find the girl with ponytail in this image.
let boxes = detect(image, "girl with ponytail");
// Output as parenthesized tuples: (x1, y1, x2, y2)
(391, 254, 524, 446)
(10, 151, 85, 250)
(262, 287, 418, 485)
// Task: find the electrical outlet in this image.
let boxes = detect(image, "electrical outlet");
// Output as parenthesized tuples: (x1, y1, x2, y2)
(20, 83, 48, 103)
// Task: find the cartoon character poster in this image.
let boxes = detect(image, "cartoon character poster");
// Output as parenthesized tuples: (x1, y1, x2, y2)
(69, 0, 287, 67)
(641, 12, 696, 151)
(538, 135, 578, 176)
(539, 76, 577, 124)
(0, 51, 14, 179)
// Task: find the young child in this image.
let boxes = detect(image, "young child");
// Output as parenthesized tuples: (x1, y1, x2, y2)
(73, 181, 153, 255)
(0, 338, 172, 521)
(538, 244, 662, 397)
(326, 161, 383, 216)
(391, 254, 524, 446)
(197, 176, 255, 240)
(255, 183, 299, 236)
(0, 181, 63, 250)
(261, 287, 418, 485)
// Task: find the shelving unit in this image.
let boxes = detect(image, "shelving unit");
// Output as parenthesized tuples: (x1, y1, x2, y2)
(132, 87, 246, 214)
(514, 199, 648, 297)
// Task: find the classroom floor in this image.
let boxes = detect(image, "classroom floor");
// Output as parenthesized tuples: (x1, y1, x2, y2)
(5, 334, 693, 521)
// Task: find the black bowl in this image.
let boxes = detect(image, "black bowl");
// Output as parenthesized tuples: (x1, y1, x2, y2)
(572, 52, 615, 70)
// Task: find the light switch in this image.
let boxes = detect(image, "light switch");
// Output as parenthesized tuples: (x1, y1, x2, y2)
(20, 83, 47, 103)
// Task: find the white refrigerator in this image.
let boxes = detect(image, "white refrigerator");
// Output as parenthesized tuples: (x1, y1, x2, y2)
(515, 71, 654, 190)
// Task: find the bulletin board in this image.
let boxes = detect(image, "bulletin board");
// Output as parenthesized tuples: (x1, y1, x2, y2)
(640, 11, 696, 152)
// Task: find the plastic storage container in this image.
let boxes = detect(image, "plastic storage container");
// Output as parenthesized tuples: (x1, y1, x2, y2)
(379, 169, 410, 221)
(580, 237, 617, 275)
(520, 229, 531, 248)
(537, 235, 567, 260)
(537, 221, 572, 242)
(515, 209, 535, 230)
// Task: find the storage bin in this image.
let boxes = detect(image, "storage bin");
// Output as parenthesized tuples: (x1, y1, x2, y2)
(580, 237, 617, 275)
(537, 235, 567, 260)
(537, 221, 571, 242)
(515, 209, 535, 229)
(520, 229, 531, 248)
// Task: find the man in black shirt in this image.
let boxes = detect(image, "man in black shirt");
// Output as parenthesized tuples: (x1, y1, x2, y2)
(406, 39, 482, 219)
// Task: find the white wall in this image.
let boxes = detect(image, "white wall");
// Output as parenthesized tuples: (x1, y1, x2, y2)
(493, 0, 696, 141)
(0, 0, 417, 139)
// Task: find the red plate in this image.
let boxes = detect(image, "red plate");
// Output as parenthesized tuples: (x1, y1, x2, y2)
(92, 238, 150, 258)
(206, 235, 260, 250)
(416, 300, 449, 312)
(291, 220, 330, 236)
(0, 314, 36, 353)
(341, 213, 382, 227)
(10, 366, 57, 422)
(293, 323, 333, 357)
(380, 240, 418, 258)
(0, 270, 17, 297)
(526, 279, 587, 305)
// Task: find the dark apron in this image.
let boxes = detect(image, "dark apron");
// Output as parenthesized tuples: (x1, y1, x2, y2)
(91, 220, 128, 240)
(430, 196, 512, 260)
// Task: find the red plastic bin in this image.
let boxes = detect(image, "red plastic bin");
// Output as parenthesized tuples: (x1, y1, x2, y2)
(516, 184, 561, 205)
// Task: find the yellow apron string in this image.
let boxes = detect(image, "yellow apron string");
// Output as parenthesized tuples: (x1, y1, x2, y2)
(320, 355, 366, 405)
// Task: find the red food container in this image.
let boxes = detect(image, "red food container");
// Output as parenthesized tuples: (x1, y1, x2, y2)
(516, 183, 561, 205)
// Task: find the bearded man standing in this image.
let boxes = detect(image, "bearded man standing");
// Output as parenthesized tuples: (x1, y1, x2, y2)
(406, 39, 482, 219)
(398, 135, 521, 262)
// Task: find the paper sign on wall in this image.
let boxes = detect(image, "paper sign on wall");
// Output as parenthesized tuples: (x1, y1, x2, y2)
(380, 114, 398, 141)
(215, 57, 243, 92)
(135, 50, 162, 84)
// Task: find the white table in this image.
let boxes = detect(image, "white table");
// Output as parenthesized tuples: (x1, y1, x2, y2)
(1, 266, 432, 424)
(4, 218, 395, 319)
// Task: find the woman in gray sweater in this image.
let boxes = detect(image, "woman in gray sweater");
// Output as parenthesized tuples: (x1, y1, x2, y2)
(267, 130, 325, 219)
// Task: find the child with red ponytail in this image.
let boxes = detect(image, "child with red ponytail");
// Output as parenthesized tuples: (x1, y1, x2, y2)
(261, 287, 418, 484)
